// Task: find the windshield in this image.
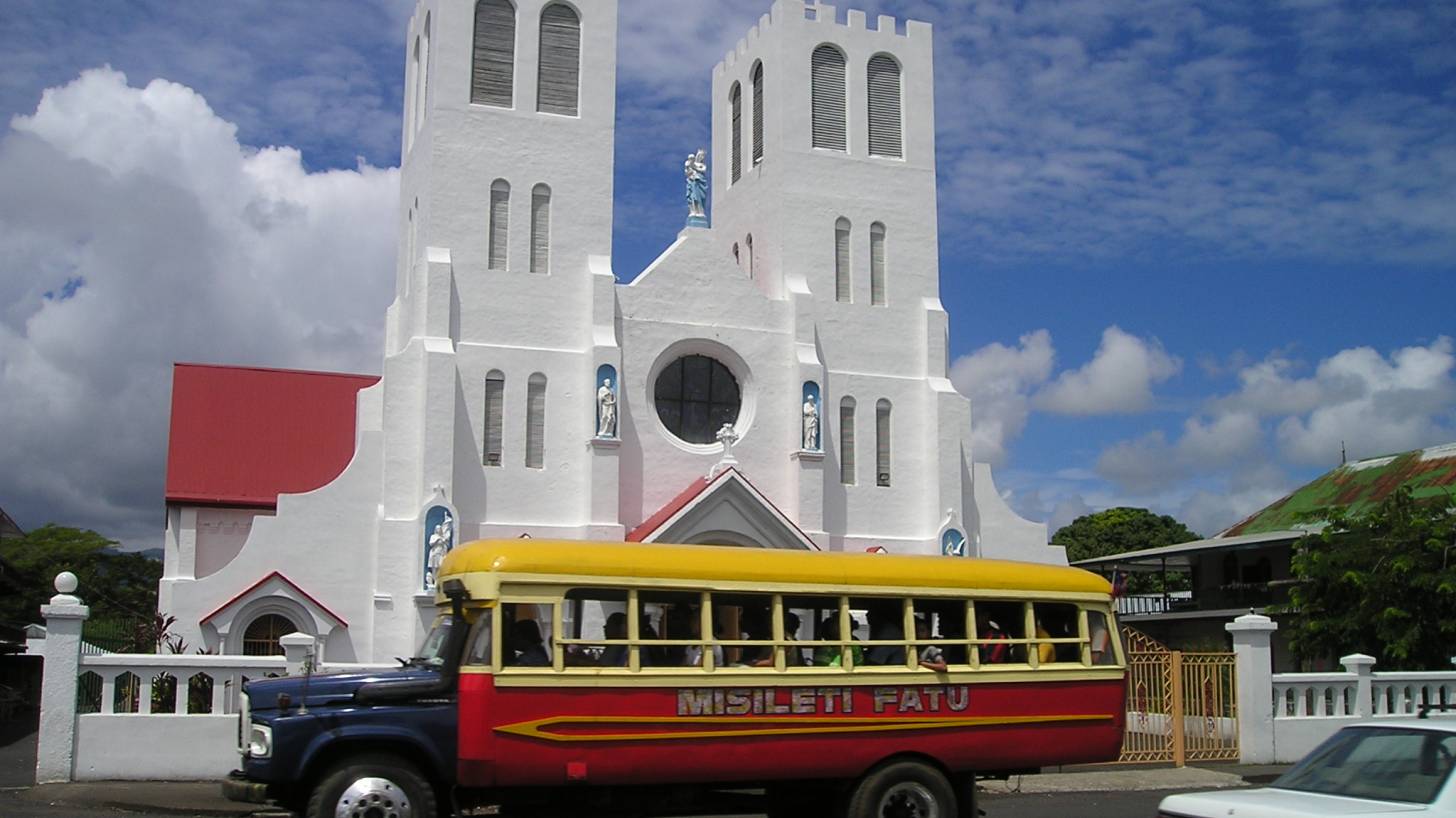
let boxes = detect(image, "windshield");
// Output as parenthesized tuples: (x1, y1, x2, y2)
(413, 616, 455, 667)
(1275, 726, 1456, 804)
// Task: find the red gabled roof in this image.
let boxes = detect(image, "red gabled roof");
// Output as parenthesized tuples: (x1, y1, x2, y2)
(627, 474, 714, 542)
(165, 363, 378, 507)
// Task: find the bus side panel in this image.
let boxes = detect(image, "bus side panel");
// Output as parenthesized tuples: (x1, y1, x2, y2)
(462, 677, 1125, 787)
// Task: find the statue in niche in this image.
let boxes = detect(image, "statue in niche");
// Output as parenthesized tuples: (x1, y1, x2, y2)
(424, 512, 453, 589)
(684, 149, 708, 221)
(802, 398, 819, 450)
(596, 378, 617, 438)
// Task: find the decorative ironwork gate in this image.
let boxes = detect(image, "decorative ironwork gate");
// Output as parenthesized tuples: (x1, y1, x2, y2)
(1119, 628, 1239, 765)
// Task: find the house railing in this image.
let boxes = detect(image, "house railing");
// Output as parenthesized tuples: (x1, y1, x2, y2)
(35, 574, 391, 782)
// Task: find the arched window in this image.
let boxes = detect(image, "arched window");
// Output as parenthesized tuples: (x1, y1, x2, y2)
(484, 370, 505, 466)
(538, 4, 581, 116)
(417, 13, 431, 135)
(834, 217, 851, 302)
(870, 222, 887, 305)
(488, 179, 510, 270)
(876, 399, 892, 487)
(751, 61, 764, 165)
(745, 233, 754, 279)
(472, 0, 516, 108)
(530, 183, 551, 274)
(839, 397, 856, 485)
(729, 82, 743, 183)
(242, 614, 297, 657)
(811, 45, 847, 151)
(525, 373, 547, 468)
(867, 54, 902, 158)
(408, 37, 420, 145)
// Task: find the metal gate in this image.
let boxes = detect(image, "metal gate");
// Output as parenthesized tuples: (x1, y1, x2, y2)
(1119, 628, 1238, 765)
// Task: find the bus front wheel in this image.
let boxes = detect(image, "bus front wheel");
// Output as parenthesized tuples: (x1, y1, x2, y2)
(846, 760, 956, 818)
(306, 752, 439, 818)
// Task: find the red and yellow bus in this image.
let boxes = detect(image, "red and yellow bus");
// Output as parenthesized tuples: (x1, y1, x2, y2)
(228, 539, 1125, 818)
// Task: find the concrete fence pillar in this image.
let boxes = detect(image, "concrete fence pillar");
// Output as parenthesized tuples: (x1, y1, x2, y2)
(280, 632, 317, 676)
(1228, 613, 1278, 764)
(1341, 653, 1376, 718)
(36, 572, 90, 784)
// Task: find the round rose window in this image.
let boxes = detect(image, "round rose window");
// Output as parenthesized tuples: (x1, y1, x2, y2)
(653, 355, 741, 444)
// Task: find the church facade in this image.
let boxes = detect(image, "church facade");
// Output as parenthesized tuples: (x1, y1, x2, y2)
(159, 0, 1061, 664)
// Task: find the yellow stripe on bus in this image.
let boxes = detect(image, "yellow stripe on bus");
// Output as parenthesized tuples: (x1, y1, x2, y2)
(494, 713, 1113, 743)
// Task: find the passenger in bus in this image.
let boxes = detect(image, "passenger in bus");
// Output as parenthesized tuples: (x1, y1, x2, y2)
(1035, 621, 1056, 664)
(508, 620, 550, 667)
(640, 618, 665, 666)
(601, 612, 629, 666)
(680, 609, 724, 668)
(915, 617, 947, 672)
(864, 607, 906, 666)
(977, 610, 1010, 664)
(783, 612, 805, 666)
(940, 615, 968, 665)
(737, 609, 772, 666)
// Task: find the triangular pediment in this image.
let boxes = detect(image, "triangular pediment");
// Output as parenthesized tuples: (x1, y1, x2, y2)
(630, 468, 818, 550)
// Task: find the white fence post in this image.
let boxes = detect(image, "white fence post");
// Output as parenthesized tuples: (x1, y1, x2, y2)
(35, 572, 90, 784)
(1228, 613, 1278, 764)
(280, 632, 316, 676)
(1342, 653, 1376, 717)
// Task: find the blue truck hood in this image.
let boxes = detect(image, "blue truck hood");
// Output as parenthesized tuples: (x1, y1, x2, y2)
(245, 666, 442, 712)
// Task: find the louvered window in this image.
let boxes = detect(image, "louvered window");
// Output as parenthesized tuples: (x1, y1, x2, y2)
(870, 222, 886, 305)
(811, 45, 847, 151)
(876, 399, 891, 487)
(484, 372, 505, 466)
(418, 15, 431, 134)
(410, 38, 421, 143)
(751, 61, 764, 164)
(488, 179, 509, 270)
(730, 82, 742, 183)
(526, 373, 546, 469)
(745, 234, 754, 279)
(530, 184, 550, 274)
(537, 4, 580, 116)
(867, 55, 902, 158)
(835, 217, 851, 302)
(839, 397, 856, 485)
(472, 0, 516, 108)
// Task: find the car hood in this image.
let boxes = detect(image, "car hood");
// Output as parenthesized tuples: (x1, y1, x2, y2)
(1160, 787, 1430, 816)
(244, 667, 441, 712)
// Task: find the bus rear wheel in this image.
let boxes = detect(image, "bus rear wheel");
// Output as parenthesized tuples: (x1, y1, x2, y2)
(307, 752, 438, 818)
(847, 760, 956, 818)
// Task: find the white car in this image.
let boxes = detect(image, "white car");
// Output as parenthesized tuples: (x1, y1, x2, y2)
(1158, 720, 1456, 817)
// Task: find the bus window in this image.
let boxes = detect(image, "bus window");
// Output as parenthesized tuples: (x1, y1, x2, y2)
(853, 596, 906, 667)
(1088, 609, 1118, 665)
(501, 602, 553, 668)
(562, 588, 627, 667)
(641, 590, 699, 667)
(463, 607, 495, 668)
(713, 592, 774, 667)
(913, 598, 967, 669)
(974, 600, 1023, 664)
(789, 595, 840, 668)
(1033, 602, 1079, 665)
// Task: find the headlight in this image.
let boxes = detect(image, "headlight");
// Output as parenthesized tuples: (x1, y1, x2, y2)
(247, 724, 273, 759)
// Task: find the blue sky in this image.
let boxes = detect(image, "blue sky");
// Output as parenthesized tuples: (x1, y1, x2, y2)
(1, 0, 1452, 549)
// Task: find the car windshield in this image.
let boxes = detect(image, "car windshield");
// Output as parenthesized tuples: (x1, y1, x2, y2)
(412, 616, 454, 667)
(1274, 726, 1456, 804)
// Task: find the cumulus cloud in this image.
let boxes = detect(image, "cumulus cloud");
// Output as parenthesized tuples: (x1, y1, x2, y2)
(949, 329, 1055, 466)
(0, 68, 398, 547)
(1034, 326, 1181, 415)
(1095, 412, 1262, 494)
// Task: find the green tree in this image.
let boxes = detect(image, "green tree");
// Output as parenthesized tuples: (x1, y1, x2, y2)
(0, 525, 160, 627)
(1285, 487, 1456, 671)
(1053, 507, 1200, 593)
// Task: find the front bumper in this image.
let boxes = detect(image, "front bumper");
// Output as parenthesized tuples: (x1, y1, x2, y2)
(222, 770, 270, 804)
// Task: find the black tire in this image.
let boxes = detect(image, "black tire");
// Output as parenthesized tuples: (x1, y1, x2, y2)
(306, 752, 439, 818)
(846, 760, 957, 818)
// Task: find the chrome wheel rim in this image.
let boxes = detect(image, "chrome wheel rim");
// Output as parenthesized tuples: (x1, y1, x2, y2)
(878, 781, 940, 818)
(334, 776, 412, 818)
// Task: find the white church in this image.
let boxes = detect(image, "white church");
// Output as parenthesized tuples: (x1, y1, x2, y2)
(158, 0, 1063, 664)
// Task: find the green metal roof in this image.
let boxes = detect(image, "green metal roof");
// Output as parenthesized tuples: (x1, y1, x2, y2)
(1222, 442, 1456, 537)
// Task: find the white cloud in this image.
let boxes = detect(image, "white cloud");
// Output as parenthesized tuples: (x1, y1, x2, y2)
(948, 329, 1055, 466)
(0, 68, 398, 547)
(1095, 412, 1262, 494)
(1034, 326, 1180, 415)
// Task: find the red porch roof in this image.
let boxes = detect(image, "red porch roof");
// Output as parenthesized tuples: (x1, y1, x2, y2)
(165, 363, 378, 507)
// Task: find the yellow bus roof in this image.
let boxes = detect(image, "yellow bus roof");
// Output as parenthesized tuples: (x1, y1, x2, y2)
(438, 539, 1110, 596)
